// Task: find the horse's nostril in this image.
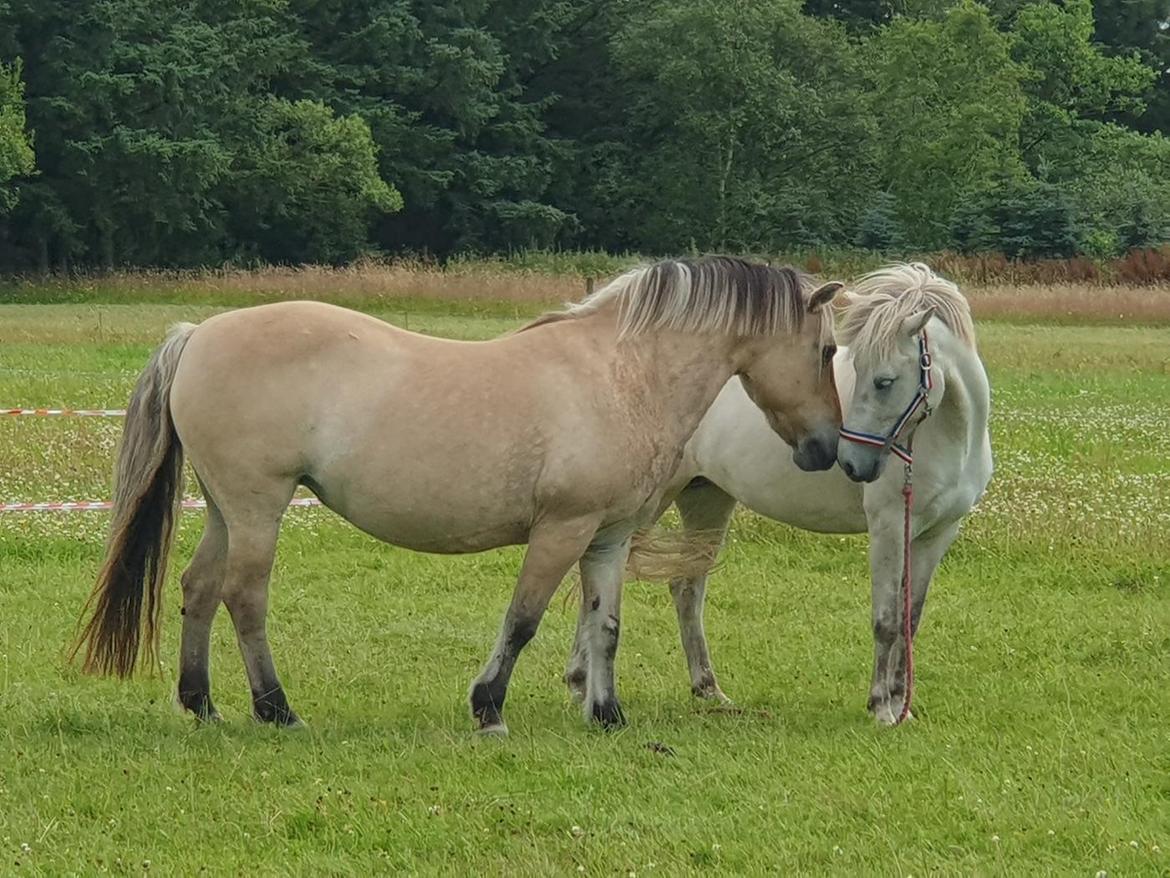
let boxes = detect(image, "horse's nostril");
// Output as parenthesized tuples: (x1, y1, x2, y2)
(842, 460, 856, 479)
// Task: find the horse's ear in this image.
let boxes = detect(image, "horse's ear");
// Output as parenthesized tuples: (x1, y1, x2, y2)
(901, 308, 935, 337)
(807, 281, 844, 314)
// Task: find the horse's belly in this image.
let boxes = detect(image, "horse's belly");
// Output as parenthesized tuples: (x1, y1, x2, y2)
(306, 409, 544, 553)
(738, 476, 868, 534)
(702, 451, 867, 534)
(324, 496, 530, 554)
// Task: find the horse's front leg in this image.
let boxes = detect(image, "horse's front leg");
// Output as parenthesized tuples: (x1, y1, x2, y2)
(867, 516, 960, 725)
(470, 515, 599, 735)
(578, 539, 632, 727)
(882, 521, 962, 716)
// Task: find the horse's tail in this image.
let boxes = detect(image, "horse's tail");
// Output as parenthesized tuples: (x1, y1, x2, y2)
(625, 526, 722, 582)
(71, 322, 196, 677)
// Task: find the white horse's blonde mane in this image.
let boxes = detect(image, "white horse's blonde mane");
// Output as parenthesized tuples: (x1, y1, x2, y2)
(838, 263, 975, 362)
(522, 257, 813, 339)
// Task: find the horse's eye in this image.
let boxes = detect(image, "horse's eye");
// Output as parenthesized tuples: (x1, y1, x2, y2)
(821, 345, 837, 366)
(874, 377, 896, 391)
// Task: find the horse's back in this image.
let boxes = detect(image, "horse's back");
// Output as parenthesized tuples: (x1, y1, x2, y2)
(170, 300, 412, 445)
(164, 300, 628, 551)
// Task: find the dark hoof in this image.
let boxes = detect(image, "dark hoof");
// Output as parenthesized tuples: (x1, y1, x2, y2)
(178, 690, 221, 724)
(590, 697, 627, 729)
(253, 687, 301, 727)
(476, 720, 509, 737)
(254, 706, 303, 727)
(469, 681, 507, 732)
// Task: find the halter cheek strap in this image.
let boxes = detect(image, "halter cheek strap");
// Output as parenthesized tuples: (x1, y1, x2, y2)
(838, 330, 934, 465)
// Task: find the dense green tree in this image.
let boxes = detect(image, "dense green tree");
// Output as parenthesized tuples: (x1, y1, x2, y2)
(223, 98, 401, 263)
(0, 61, 33, 206)
(1091, 0, 1170, 132)
(867, 2, 1027, 249)
(952, 179, 1079, 258)
(1058, 124, 1170, 255)
(1012, 0, 1153, 166)
(290, 0, 573, 254)
(1, 0, 1169, 268)
(855, 191, 904, 251)
(607, 0, 875, 253)
(0, 0, 398, 269)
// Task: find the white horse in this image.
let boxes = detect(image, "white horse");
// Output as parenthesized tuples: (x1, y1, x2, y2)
(565, 263, 992, 724)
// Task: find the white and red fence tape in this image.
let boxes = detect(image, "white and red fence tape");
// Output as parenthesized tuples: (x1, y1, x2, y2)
(0, 498, 322, 513)
(2, 404, 322, 512)
(4, 407, 127, 417)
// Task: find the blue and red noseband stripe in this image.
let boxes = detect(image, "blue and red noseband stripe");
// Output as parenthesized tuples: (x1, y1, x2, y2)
(839, 330, 933, 466)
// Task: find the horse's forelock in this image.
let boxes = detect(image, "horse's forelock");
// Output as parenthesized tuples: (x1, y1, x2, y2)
(838, 263, 975, 363)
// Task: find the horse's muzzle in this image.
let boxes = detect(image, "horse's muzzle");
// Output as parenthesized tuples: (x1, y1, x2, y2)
(838, 446, 884, 483)
(792, 430, 838, 472)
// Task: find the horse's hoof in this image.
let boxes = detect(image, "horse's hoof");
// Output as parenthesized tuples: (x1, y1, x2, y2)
(590, 698, 627, 729)
(176, 692, 221, 724)
(252, 686, 302, 727)
(476, 721, 509, 737)
(871, 701, 911, 727)
(255, 712, 305, 729)
(693, 682, 733, 705)
(254, 706, 303, 728)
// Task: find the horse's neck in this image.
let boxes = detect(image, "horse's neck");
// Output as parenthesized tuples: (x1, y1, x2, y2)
(573, 309, 740, 448)
(927, 322, 990, 455)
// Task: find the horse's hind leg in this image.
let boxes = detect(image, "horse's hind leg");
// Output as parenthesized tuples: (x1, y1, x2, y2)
(220, 508, 300, 726)
(177, 493, 228, 722)
(470, 515, 599, 735)
(564, 582, 591, 703)
(669, 479, 736, 702)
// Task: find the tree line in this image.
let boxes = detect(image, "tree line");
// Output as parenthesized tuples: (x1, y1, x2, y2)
(1, 0, 1168, 271)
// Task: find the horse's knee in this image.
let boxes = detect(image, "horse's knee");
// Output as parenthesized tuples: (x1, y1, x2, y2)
(670, 578, 702, 609)
(599, 614, 619, 660)
(873, 609, 899, 647)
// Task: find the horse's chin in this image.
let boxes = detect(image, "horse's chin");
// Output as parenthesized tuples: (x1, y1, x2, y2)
(792, 436, 838, 472)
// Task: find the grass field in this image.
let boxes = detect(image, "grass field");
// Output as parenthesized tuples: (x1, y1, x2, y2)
(1, 297, 1169, 875)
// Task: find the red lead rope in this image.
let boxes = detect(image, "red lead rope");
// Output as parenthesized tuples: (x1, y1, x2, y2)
(897, 476, 915, 724)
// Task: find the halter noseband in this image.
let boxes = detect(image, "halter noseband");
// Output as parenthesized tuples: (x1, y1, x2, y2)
(838, 330, 934, 465)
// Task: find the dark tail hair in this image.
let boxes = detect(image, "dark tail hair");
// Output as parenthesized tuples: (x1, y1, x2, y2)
(71, 323, 196, 677)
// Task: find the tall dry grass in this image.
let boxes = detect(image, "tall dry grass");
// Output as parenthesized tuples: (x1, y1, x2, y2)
(965, 283, 1170, 323)
(13, 260, 586, 305)
(6, 252, 1170, 323)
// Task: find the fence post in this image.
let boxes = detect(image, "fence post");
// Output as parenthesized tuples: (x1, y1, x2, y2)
(585, 277, 595, 297)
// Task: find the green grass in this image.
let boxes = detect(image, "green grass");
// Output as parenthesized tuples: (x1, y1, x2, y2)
(1, 301, 1169, 875)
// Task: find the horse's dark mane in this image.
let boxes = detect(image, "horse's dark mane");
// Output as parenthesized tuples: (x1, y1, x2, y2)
(520, 256, 811, 337)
